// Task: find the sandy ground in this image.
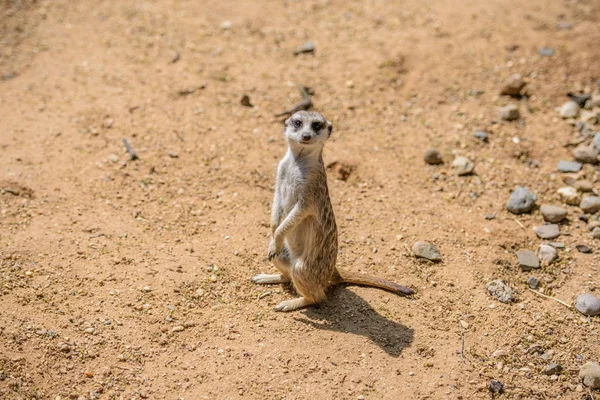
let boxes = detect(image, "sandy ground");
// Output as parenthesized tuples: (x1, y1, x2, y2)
(1, 0, 600, 398)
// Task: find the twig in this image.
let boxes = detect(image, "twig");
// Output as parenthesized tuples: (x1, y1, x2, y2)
(459, 320, 465, 361)
(514, 218, 525, 229)
(122, 138, 139, 160)
(258, 291, 272, 300)
(527, 287, 572, 309)
(275, 84, 312, 117)
(113, 365, 133, 371)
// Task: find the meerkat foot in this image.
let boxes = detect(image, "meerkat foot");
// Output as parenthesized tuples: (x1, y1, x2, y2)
(274, 297, 315, 312)
(251, 273, 291, 284)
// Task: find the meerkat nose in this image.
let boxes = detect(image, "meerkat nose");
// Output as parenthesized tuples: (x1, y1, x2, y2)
(301, 134, 311, 142)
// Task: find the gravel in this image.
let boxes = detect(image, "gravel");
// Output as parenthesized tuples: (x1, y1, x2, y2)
(423, 149, 443, 165)
(412, 242, 442, 262)
(572, 145, 598, 164)
(559, 100, 579, 118)
(506, 186, 537, 214)
(534, 224, 560, 239)
(557, 187, 580, 206)
(517, 249, 540, 270)
(580, 196, 600, 214)
(527, 276, 540, 289)
(538, 244, 558, 265)
(543, 363, 563, 375)
(500, 74, 526, 97)
(500, 104, 520, 121)
(474, 130, 489, 142)
(452, 156, 474, 176)
(557, 160, 582, 172)
(540, 205, 567, 223)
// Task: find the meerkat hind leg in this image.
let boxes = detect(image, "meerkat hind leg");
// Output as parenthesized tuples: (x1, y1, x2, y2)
(274, 297, 315, 312)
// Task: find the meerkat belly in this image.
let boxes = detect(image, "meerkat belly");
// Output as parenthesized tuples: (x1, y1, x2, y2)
(286, 217, 323, 260)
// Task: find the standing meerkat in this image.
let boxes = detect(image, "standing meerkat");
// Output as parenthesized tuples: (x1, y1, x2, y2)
(252, 110, 414, 312)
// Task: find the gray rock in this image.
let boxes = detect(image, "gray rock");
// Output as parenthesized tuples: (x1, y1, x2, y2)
(500, 104, 520, 121)
(576, 244, 592, 253)
(538, 244, 558, 265)
(527, 276, 540, 289)
(424, 149, 443, 165)
(538, 47, 555, 57)
(544, 363, 563, 375)
(572, 145, 598, 164)
(595, 133, 600, 152)
(557, 160, 582, 172)
(412, 241, 442, 262)
(592, 227, 600, 239)
(452, 156, 474, 176)
(574, 294, 600, 316)
(534, 224, 560, 239)
(540, 205, 567, 223)
(559, 100, 579, 118)
(517, 249, 540, 271)
(500, 74, 526, 97)
(506, 186, 537, 214)
(474, 130, 489, 142)
(486, 279, 514, 303)
(580, 362, 600, 389)
(581, 196, 600, 214)
(549, 242, 565, 248)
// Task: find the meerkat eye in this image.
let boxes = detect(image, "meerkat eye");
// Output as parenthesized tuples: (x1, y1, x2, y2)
(292, 119, 302, 129)
(312, 122, 323, 132)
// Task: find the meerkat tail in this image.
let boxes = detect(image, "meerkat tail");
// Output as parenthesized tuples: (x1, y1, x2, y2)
(333, 269, 414, 296)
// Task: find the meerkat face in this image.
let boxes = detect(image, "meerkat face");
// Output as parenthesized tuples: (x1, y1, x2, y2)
(284, 111, 333, 149)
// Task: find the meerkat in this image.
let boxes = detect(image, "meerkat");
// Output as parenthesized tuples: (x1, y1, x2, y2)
(252, 110, 414, 312)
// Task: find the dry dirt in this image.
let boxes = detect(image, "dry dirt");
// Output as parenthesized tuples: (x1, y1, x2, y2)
(1, 0, 600, 399)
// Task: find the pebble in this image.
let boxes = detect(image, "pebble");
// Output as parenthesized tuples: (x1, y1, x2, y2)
(423, 148, 443, 165)
(594, 133, 600, 152)
(572, 145, 598, 164)
(538, 47, 555, 57)
(500, 104, 520, 121)
(557, 187, 580, 206)
(576, 244, 592, 253)
(488, 380, 504, 394)
(527, 276, 540, 289)
(534, 224, 560, 239)
(544, 363, 563, 375)
(580, 110, 598, 125)
(452, 156, 474, 176)
(580, 196, 600, 214)
(506, 186, 537, 214)
(557, 160, 582, 172)
(108, 154, 119, 163)
(538, 245, 558, 265)
(412, 242, 442, 262)
(549, 242, 565, 248)
(486, 279, 515, 303)
(592, 227, 600, 239)
(220, 21, 232, 30)
(592, 94, 600, 108)
(574, 294, 600, 316)
(559, 101, 580, 118)
(293, 41, 315, 55)
(580, 362, 600, 389)
(172, 325, 185, 332)
(142, 286, 151, 292)
(500, 74, 526, 97)
(491, 349, 508, 358)
(540, 205, 567, 223)
(574, 180, 593, 192)
(474, 130, 489, 142)
(517, 249, 540, 271)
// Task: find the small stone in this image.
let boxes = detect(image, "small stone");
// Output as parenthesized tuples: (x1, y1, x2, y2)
(544, 363, 563, 375)
(540, 205, 567, 223)
(559, 101, 580, 118)
(84, 327, 95, 334)
(592, 94, 600, 108)
(474, 130, 489, 142)
(527, 276, 540, 289)
(572, 146, 598, 164)
(558, 187, 580, 206)
(500, 104, 520, 121)
(142, 286, 151, 292)
(85, 371, 93, 378)
(108, 154, 119, 163)
(538, 47, 555, 57)
(492, 349, 508, 358)
(423, 149, 443, 165)
(594, 133, 600, 152)
(549, 242, 565, 248)
(557, 160, 582, 173)
(220, 21, 232, 30)
(293, 41, 315, 55)
(517, 249, 540, 271)
(589, 221, 600, 231)
(452, 156, 474, 176)
(538, 245, 558, 265)
(412, 242, 442, 262)
(592, 227, 600, 239)
(485, 213, 496, 220)
(580, 110, 598, 125)
(580, 196, 600, 214)
(172, 325, 185, 332)
(534, 224, 560, 239)
(500, 74, 526, 97)
(240, 94, 253, 107)
(506, 186, 537, 214)
(574, 180, 594, 192)
(579, 362, 600, 389)
(576, 244, 592, 253)
(575, 294, 600, 316)
(488, 380, 504, 394)
(486, 279, 514, 303)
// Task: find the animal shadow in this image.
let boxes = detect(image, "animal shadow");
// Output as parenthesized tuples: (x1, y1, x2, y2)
(295, 287, 414, 357)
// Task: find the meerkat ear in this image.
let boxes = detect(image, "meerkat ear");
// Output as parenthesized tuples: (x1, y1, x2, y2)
(327, 121, 333, 137)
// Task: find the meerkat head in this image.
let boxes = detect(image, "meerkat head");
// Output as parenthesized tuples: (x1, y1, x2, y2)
(284, 111, 332, 151)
